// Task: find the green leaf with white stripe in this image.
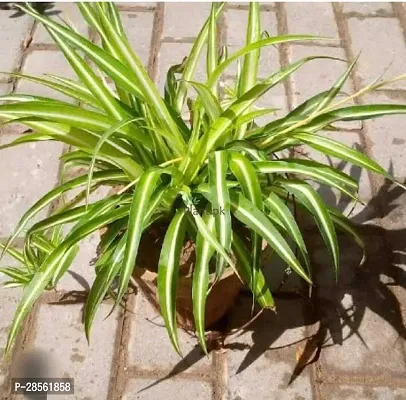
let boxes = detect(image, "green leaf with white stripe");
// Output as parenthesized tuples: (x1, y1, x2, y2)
(229, 152, 263, 299)
(253, 159, 359, 200)
(235, 2, 261, 139)
(275, 179, 339, 279)
(116, 169, 170, 306)
(232, 232, 274, 309)
(192, 212, 215, 353)
(263, 191, 310, 271)
(208, 151, 232, 279)
(158, 208, 188, 355)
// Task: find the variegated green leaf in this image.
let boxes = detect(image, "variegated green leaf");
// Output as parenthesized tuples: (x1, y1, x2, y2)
(208, 151, 232, 279)
(158, 207, 188, 355)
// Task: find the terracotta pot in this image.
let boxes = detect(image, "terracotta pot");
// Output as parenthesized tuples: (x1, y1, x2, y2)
(100, 219, 243, 330)
(135, 267, 242, 330)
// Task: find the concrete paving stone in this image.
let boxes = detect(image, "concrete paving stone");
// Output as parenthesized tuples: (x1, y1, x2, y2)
(121, 11, 154, 66)
(116, 3, 156, 9)
(319, 288, 406, 377)
(0, 83, 10, 95)
(375, 180, 406, 231)
(33, 3, 89, 44)
(225, 9, 280, 78)
(286, 3, 338, 39)
(321, 384, 406, 400)
(288, 44, 361, 130)
(163, 3, 211, 39)
(348, 17, 406, 90)
(0, 135, 63, 237)
(362, 92, 406, 180)
(123, 377, 212, 400)
(343, 2, 393, 15)
(226, 298, 312, 400)
(157, 42, 206, 99)
(18, 50, 76, 102)
(128, 292, 211, 373)
(308, 232, 381, 288)
(31, 302, 120, 400)
(0, 9, 32, 73)
(0, 252, 22, 388)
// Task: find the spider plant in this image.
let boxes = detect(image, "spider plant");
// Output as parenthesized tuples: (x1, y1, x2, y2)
(1, 2, 405, 356)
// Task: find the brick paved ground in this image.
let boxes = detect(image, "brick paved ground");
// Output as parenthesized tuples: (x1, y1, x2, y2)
(1, 2, 406, 399)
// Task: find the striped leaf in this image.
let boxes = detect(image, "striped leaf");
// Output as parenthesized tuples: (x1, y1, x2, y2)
(208, 151, 232, 279)
(158, 208, 188, 355)
(192, 212, 216, 353)
(275, 179, 339, 279)
(229, 152, 263, 299)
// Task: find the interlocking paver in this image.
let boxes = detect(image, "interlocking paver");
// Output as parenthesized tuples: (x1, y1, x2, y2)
(348, 17, 406, 90)
(123, 377, 212, 400)
(33, 3, 89, 44)
(0, 253, 22, 389)
(128, 293, 210, 373)
(1, 4, 406, 400)
(226, 298, 313, 400)
(0, 9, 31, 74)
(32, 302, 120, 400)
(163, 3, 211, 39)
(286, 2, 338, 37)
(17, 50, 76, 101)
(0, 135, 63, 237)
(363, 92, 406, 179)
(121, 11, 154, 65)
(342, 2, 393, 14)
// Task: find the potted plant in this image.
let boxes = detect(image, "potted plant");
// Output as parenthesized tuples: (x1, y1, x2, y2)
(1, 2, 405, 357)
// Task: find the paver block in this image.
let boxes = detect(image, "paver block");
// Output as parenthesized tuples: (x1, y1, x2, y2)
(348, 17, 406, 90)
(18, 50, 76, 101)
(286, 3, 338, 38)
(343, 2, 393, 14)
(0, 83, 10, 95)
(31, 302, 120, 400)
(33, 3, 89, 44)
(226, 298, 312, 400)
(319, 286, 406, 377)
(128, 293, 211, 373)
(0, 135, 63, 237)
(288, 45, 361, 129)
(0, 253, 22, 389)
(123, 377, 212, 400)
(321, 384, 406, 400)
(163, 3, 211, 39)
(121, 11, 154, 66)
(363, 92, 406, 180)
(157, 42, 206, 95)
(0, 9, 31, 73)
(117, 3, 156, 9)
(225, 9, 280, 78)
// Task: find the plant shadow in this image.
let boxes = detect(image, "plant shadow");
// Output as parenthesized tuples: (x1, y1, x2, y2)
(0, 3, 59, 18)
(148, 162, 406, 390)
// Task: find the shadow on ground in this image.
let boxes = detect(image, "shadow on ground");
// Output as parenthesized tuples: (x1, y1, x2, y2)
(144, 168, 406, 389)
(0, 3, 58, 17)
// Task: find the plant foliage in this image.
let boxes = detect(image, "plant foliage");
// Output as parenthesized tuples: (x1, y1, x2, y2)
(1, 2, 405, 355)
